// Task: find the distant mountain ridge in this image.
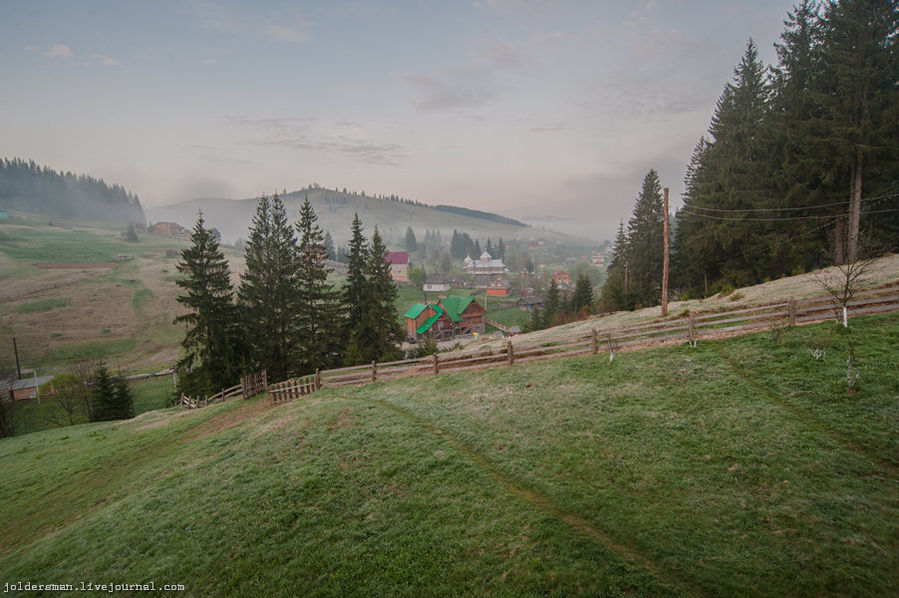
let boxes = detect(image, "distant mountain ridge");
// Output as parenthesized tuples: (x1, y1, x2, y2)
(147, 186, 554, 248)
(0, 158, 145, 225)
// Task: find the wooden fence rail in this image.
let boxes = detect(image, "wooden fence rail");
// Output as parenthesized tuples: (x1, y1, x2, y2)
(256, 283, 899, 403)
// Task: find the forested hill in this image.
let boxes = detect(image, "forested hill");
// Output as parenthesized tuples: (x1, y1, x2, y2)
(147, 185, 545, 246)
(0, 158, 145, 225)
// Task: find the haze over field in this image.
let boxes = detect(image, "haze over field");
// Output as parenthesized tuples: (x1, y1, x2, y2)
(1, 0, 800, 240)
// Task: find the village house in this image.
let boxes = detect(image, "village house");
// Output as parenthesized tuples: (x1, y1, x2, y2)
(404, 296, 485, 341)
(463, 251, 509, 286)
(552, 269, 570, 285)
(151, 221, 190, 237)
(422, 274, 452, 293)
(516, 295, 546, 312)
(385, 251, 410, 283)
(485, 278, 511, 297)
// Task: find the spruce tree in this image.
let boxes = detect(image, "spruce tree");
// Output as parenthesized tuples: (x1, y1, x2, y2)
(89, 364, 117, 422)
(295, 198, 343, 374)
(174, 212, 241, 396)
(674, 40, 774, 293)
(571, 274, 594, 315)
(813, 0, 899, 261)
(601, 220, 630, 310)
(404, 226, 418, 252)
(342, 213, 369, 347)
(625, 169, 665, 307)
(238, 194, 300, 382)
(359, 227, 403, 363)
(112, 376, 135, 419)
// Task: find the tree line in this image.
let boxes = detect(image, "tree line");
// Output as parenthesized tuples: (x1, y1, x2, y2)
(603, 0, 897, 310)
(0, 157, 146, 224)
(174, 195, 402, 397)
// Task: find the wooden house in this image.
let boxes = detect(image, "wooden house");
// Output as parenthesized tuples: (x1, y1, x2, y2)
(385, 251, 410, 283)
(404, 297, 485, 341)
(486, 278, 511, 297)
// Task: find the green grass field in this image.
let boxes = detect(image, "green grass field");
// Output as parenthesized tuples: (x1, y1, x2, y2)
(1, 315, 896, 596)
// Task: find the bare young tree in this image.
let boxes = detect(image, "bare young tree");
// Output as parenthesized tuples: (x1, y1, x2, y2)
(813, 252, 877, 327)
(43, 373, 84, 426)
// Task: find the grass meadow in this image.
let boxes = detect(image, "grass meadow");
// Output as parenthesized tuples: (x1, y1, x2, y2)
(1, 315, 896, 596)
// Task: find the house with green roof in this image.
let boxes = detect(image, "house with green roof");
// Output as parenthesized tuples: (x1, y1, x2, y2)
(404, 297, 485, 341)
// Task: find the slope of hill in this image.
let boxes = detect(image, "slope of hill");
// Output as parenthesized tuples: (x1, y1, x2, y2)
(146, 186, 572, 247)
(1, 316, 897, 596)
(0, 158, 145, 225)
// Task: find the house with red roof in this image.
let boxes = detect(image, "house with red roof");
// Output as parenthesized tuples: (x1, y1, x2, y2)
(385, 251, 410, 283)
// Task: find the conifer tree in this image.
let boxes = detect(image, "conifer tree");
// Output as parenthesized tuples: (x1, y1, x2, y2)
(89, 364, 117, 422)
(359, 227, 403, 363)
(324, 230, 336, 260)
(174, 212, 242, 396)
(238, 194, 300, 382)
(404, 226, 418, 252)
(295, 198, 343, 374)
(813, 0, 899, 261)
(601, 220, 630, 310)
(625, 169, 665, 307)
(112, 376, 135, 420)
(342, 214, 369, 335)
(571, 274, 594, 315)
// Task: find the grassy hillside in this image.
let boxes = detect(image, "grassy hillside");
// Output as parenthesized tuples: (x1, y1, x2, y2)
(2, 315, 897, 596)
(145, 186, 583, 248)
(0, 217, 244, 375)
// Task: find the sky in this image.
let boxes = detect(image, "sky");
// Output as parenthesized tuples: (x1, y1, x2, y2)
(0, 0, 800, 241)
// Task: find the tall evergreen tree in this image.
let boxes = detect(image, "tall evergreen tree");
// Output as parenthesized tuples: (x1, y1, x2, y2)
(674, 40, 774, 293)
(238, 194, 300, 382)
(813, 0, 899, 261)
(324, 230, 336, 260)
(174, 212, 242, 396)
(342, 213, 369, 362)
(571, 274, 595, 314)
(295, 198, 343, 374)
(625, 169, 666, 307)
(601, 220, 630, 311)
(358, 227, 403, 363)
(404, 226, 418, 252)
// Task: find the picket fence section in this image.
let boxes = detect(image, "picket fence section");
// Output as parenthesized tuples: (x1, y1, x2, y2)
(178, 371, 267, 409)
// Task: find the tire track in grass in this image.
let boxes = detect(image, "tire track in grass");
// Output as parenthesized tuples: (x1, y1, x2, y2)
(363, 396, 706, 598)
(713, 343, 897, 476)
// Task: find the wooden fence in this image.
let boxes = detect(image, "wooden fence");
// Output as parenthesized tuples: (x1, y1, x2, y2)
(290, 281, 899, 394)
(178, 370, 267, 409)
(268, 372, 320, 403)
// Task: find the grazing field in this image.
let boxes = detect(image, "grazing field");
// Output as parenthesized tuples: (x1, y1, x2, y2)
(1, 315, 896, 597)
(0, 219, 245, 375)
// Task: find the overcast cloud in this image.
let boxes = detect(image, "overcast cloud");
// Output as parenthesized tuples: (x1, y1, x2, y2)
(0, 0, 799, 241)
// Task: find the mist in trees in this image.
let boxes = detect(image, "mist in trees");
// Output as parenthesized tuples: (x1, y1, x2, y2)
(0, 157, 145, 224)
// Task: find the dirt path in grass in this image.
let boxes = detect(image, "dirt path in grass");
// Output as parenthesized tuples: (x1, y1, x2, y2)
(713, 344, 897, 476)
(364, 396, 706, 598)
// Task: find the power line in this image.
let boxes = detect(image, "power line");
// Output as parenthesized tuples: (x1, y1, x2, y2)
(681, 205, 899, 222)
(680, 210, 845, 222)
(686, 191, 899, 214)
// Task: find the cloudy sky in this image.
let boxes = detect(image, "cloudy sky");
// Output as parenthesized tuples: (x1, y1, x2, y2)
(1, 0, 799, 240)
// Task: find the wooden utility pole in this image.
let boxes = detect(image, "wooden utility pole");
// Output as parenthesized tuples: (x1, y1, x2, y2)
(661, 187, 670, 317)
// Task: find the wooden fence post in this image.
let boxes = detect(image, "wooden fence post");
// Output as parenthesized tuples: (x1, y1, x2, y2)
(506, 340, 514, 365)
(433, 353, 439, 375)
(371, 360, 377, 383)
(315, 369, 321, 391)
(591, 328, 598, 354)
(788, 298, 797, 327)
(262, 370, 268, 392)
